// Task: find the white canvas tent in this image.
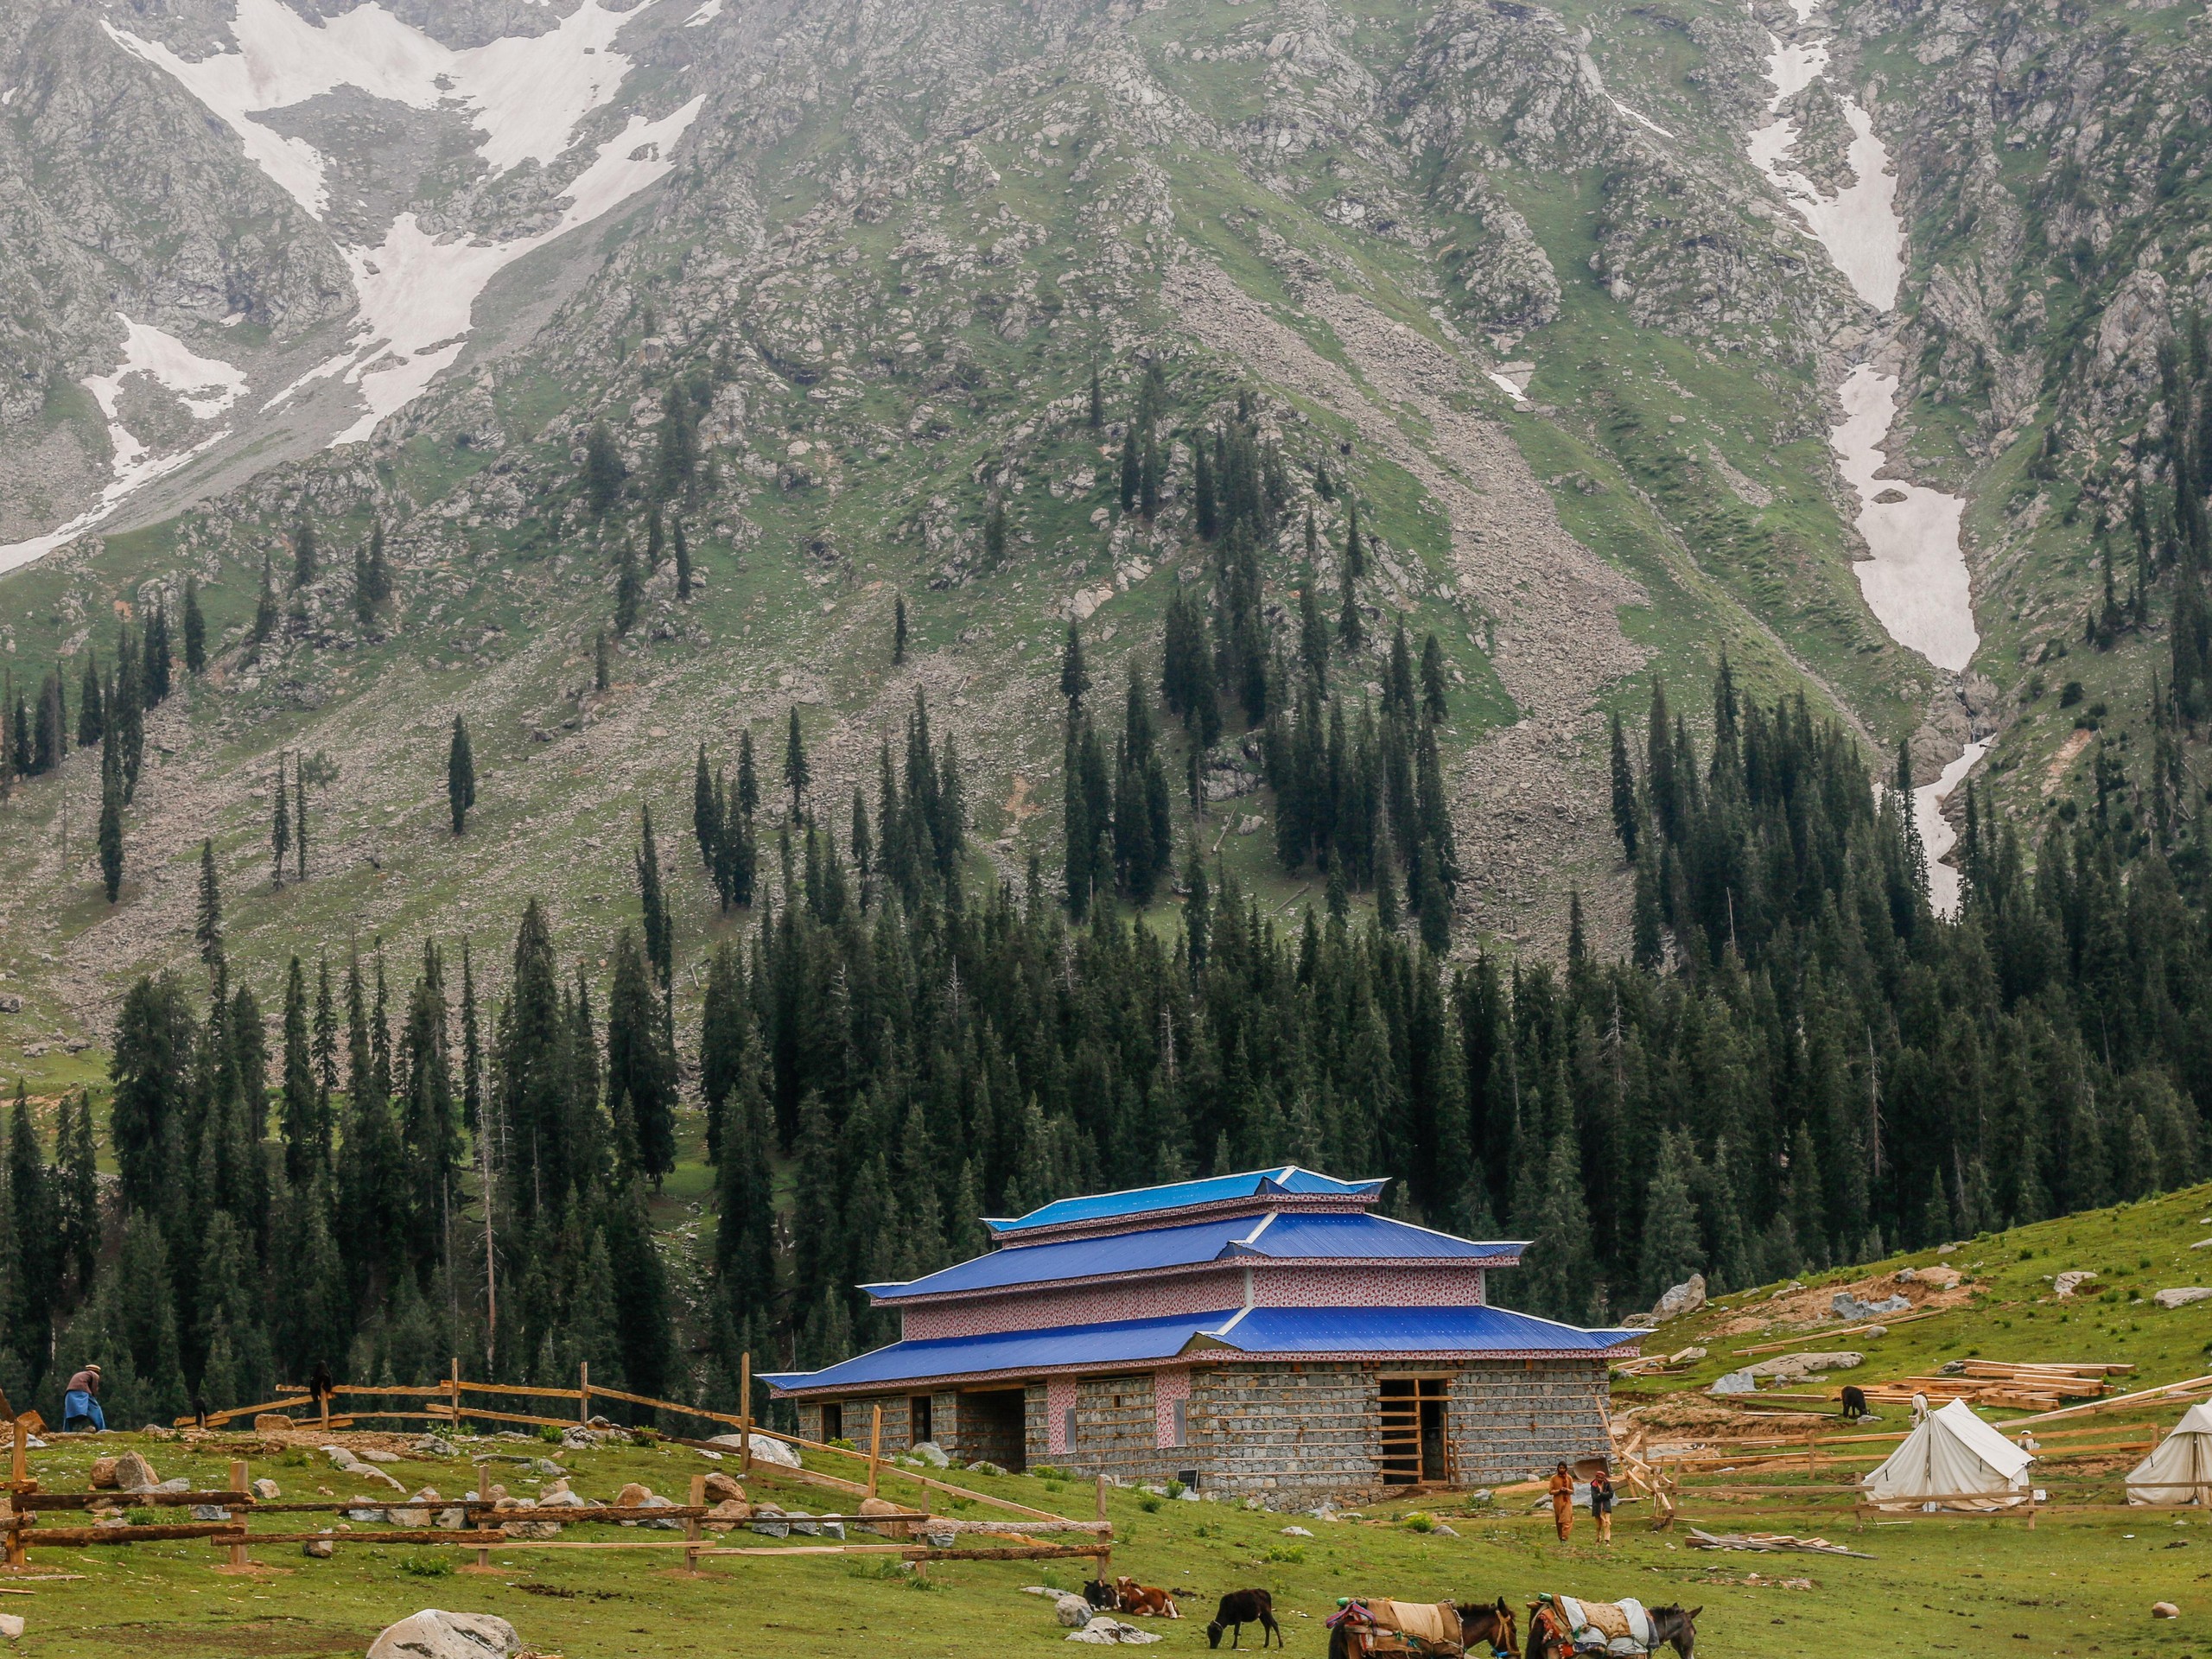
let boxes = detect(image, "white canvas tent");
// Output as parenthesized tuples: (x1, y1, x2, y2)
(1861, 1397, 2034, 1510)
(2127, 1402, 2212, 1505)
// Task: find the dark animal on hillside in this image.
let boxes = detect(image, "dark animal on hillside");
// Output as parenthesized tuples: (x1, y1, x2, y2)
(1083, 1580, 1118, 1611)
(1207, 1589, 1282, 1649)
(1840, 1385, 1868, 1421)
(1115, 1577, 1181, 1618)
(1526, 1602, 1700, 1659)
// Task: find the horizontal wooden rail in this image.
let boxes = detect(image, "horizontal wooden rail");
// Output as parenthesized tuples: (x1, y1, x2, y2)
(14, 1491, 248, 1511)
(16, 1524, 245, 1547)
(448, 1381, 591, 1403)
(246, 1529, 508, 1547)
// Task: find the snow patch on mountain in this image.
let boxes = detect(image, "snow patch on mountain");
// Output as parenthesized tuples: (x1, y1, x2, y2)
(105, 0, 658, 219)
(28, 0, 702, 525)
(316, 98, 705, 443)
(0, 318, 246, 574)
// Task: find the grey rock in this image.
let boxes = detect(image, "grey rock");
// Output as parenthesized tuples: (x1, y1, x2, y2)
(365, 1610, 521, 1659)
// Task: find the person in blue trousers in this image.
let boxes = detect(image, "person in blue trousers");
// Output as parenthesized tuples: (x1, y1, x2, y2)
(61, 1363, 105, 1433)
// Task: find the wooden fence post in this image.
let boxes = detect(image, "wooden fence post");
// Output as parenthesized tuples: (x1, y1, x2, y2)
(739, 1354, 752, 1477)
(10, 1417, 24, 1489)
(685, 1474, 706, 1575)
(227, 1459, 251, 1570)
(868, 1407, 883, 1501)
(449, 1358, 461, 1435)
(1094, 1474, 1109, 1583)
(580, 1362, 591, 1426)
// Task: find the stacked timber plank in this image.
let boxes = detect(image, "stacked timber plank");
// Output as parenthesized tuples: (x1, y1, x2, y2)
(1858, 1362, 2132, 1413)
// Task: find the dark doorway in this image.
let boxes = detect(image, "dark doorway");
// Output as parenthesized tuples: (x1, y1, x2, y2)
(822, 1402, 844, 1443)
(959, 1388, 1028, 1472)
(1380, 1376, 1451, 1485)
(910, 1394, 933, 1446)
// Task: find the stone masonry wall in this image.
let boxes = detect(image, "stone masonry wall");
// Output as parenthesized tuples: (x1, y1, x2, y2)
(1448, 1358, 1613, 1485)
(1189, 1363, 1382, 1502)
(798, 1357, 1610, 1502)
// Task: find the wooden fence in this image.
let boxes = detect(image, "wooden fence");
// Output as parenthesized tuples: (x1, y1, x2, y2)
(4, 1376, 1115, 1580)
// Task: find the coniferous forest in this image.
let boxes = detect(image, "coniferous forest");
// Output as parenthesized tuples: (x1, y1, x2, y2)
(4, 346, 2212, 1433)
(2, 648, 2208, 1433)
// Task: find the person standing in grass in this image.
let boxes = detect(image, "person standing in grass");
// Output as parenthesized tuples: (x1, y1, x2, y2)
(1589, 1465, 1616, 1544)
(1548, 1460, 1575, 1542)
(61, 1363, 105, 1433)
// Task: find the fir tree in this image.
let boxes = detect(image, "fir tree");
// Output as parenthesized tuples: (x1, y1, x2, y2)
(584, 420, 625, 517)
(607, 929, 676, 1187)
(1609, 713, 1639, 861)
(76, 650, 103, 748)
(784, 707, 810, 818)
(183, 576, 207, 673)
(294, 762, 308, 880)
(143, 601, 170, 705)
(637, 805, 671, 988)
(614, 541, 643, 635)
(595, 630, 613, 693)
(1087, 362, 1104, 431)
(674, 518, 692, 600)
(281, 956, 318, 1185)
(195, 839, 224, 971)
(292, 520, 317, 589)
(448, 717, 476, 835)
(251, 554, 279, 647)
(271, 753, 290, 885)
(1420, 633, 1449, 724)
(1059, 620, 1090, 709)
(982, 499, 1008, 569)
(893, 594, 908, 666)
(98, 738, 124, 902)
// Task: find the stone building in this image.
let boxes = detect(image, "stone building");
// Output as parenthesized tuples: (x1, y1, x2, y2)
(763, 1167, 1637, 1504)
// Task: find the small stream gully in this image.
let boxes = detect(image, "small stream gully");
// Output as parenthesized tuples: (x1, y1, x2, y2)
(1747, 0, 1985, 913)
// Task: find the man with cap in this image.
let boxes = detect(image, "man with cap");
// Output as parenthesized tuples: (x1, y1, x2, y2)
(62, 1363, 105, 1433)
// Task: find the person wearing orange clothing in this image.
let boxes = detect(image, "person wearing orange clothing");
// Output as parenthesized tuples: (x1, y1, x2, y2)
(1548, 1460, 1575, 1541)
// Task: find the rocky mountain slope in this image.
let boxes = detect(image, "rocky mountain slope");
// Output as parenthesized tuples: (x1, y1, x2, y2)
(0, 0, 2202, 1070)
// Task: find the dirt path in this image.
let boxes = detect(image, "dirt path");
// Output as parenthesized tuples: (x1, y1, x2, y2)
(1165, 260, 1646, 950)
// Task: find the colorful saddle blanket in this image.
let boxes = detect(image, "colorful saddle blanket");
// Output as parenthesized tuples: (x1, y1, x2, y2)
(1554, 1597, 1655, 1656)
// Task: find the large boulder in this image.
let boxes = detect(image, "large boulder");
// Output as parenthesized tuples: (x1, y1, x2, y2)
(1831, 1292, 1911, 1321)
(112, 1452, 159, 1493)
(702, 1473, 745, 1503)
(705, 1432, 799, 1468)
(365, 1610, 520, 1659)
(2053, 1271, 2099, 1299)
(1069, 1616, 1162, 1644)
(1651, 1274, 1707, 1323)
(702, 1497, 752, 1532)
(88, 1457, 120, 1490)
(1707, 1370, 1758, 1396)
(1055, 1593, 1096, 1627)
(1745, 1351, 1863, 1380)
(2155, 1288, 2212, 1310)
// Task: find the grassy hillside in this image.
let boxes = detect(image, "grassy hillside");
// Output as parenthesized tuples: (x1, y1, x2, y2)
(1618, 1179, 2212, 1411)
(15, 1185, 2212, 1657)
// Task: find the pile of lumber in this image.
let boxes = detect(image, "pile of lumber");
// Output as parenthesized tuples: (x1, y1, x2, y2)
(1688, 1529, 1872, 1558)
(1856, 1362, 2132, 1413)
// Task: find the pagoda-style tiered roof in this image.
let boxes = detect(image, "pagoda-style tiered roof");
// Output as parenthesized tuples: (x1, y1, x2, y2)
(765, 1167, 1637, 1400)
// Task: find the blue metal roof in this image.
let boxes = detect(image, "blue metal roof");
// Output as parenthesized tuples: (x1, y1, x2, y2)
(1203, 1304, 1641, 1356)
(760, 1310, 1237, 1394)
(763, 1303, 1637, 1394)
(985, 1166, 1386, 1236)
(863, 1211, 1523, 1300)
(1244, 1212, 1525, 1263)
